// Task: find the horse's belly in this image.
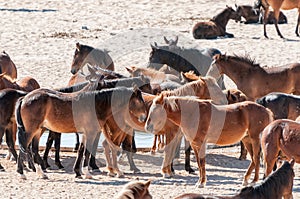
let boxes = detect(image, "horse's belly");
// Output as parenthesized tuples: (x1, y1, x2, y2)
(280, 1, 298, 10)
(43, 119, 77, 133)
(206, 129, 247, 145)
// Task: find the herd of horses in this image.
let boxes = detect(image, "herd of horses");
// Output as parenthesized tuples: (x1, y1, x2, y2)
(192, 0, 300, 39)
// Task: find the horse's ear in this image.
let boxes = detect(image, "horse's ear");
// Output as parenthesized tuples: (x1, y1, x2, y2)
(154, 42, 158, 47)
(144, 180, 151, 189)
(290, 158, 295, 168)
(125, 66, 134, 73)
(0, 73, 6, 78)
(156, 93, 165, 104)
(132, 84, 140, 94)
(213, 54, 221, 60)
(150, 43, 158, 51)
(76, 42, 81, 51)
(163, 36, 169, 44)
(174, 36, 178, 45)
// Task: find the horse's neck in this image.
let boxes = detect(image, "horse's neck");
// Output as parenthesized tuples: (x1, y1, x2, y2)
(212, 11, 231, 30)
(141, 68, 163, 78)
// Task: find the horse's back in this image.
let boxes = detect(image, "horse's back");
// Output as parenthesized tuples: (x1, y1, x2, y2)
(0, 51, 17, 79)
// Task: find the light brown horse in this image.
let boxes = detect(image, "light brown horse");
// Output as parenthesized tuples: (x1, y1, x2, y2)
(116, 180, 152, 199)
(16, 85, 147, 180)
(0, 73, 40, 91)
(192, 6, 241, 39)
(209, 54, 300, 101)
(261, 119, 300, 178)
(70, 42, 114, 74)
(261, 0, 300, 38)
(0, 51, 17, 79)
(145, 96, 273, 187)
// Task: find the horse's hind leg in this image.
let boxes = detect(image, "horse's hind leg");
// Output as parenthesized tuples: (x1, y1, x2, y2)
(89, 132, 101, 171)
(184, 139, 194, 173)
(241, 136, 255, 186)
(5, 126, 18, 161)
(103, 139, 114, 177)
(43, 131, 55, 168)
(122, 133, 140, 173)
(73, 133, 80, 152)
(73, 142, 84, 178)
(31, 135, 48, 179)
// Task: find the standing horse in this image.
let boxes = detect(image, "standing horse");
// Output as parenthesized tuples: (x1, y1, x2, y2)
(261, 118, 300, 177)
(192, 6, 241, 39)
(174, 159, 295, 199)
(16, 85, 147, 179)
(145, 96, 273, 187)
(116, 180, 152, 199)
(209, 54, 300, 101)
(0, 51, 17, 79)
(260, 0, 300, 38)
(71, 42, 114, 74)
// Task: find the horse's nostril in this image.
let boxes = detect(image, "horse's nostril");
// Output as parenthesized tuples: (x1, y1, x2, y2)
(146, 124, 153, 133)
(71, 69, 77, 74)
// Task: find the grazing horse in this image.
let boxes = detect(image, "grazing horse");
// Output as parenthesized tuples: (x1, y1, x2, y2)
(116, 180, 152, 199)
(174, 159, 295, 199)
(147, 40, 224, 88)
(0, 73, 39, 92)
(209, 54, 300, 101)
(70, 42, 114, 74)
(192, 6, 241, 39)
(145, 96, 273, 187)
(261, 118, 300, 177)
(235, 4, 287, 24)
(260, 0, 300, 38)
(16, 85, 147, 179)
(0, 51, 17, 79)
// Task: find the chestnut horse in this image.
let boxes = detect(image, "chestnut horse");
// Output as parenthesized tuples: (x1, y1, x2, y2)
(0, 51, 17, 79)
(209, 54, 300, 101)
(260, 0, 300, 38)
(192, 6, 241, 39)
(16, 86, 147, 180)
(174, 159, 295, 199)
(71, 42, 114, 74)
(116, 180, 152, 199)
(145, 96, 273, 187)
(261, 118, 300, 177)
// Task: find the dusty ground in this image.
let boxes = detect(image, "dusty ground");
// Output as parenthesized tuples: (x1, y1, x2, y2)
(0, 0, 300, 198)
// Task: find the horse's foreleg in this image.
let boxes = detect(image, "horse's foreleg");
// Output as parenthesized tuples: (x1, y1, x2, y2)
(122, 133, 140, 173)
(184, 139, 194, 173)
(43, 131, 54, 168)
(73, 133, 80, 152)
(17, 151, 26, 179)
(103, 139, 114, 177)
(82, 135, 93, 179)
(151, 135, 158, 154)
(273, 9, 284, 38)
(73, 142, 84, 178)
(111, 145, 124, 178)
(192, 142, 207, 188)
(239, 138, 248, 160)
(242, 137, 255, 186)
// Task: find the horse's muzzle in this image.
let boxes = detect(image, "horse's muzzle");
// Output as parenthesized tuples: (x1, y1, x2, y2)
(145, 123, 154, 133)
(138, 114, 147, 123)
(71, 68, 77, 74)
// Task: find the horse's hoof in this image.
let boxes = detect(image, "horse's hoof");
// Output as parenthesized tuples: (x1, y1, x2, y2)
(41, 174, 49, 180)
(75, 175, 83, 179)
(132, 168, 141, 174)
(91, 168, 101, 173)
(19, 174, 27, 180)
(85, 174, 93, 179)
(242, 180, 248, 186)
(108, 172, 116, 177)
(195, 182, 205, 188)
(163, 173, 171, 178)
(117, 172, 124, 178)
(187, 168, 195, 174)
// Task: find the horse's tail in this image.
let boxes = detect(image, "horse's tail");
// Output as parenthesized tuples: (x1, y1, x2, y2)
(15, 97, 27, 153)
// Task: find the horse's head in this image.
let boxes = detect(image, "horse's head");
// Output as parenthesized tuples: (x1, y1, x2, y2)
(207, 54, 227, 78)
(117, 180, 152, 199)
(125, 66, 141, 77)
(71, 42, 90, 74)
(129, 86, 148, 123)
(226, 5, 242, 22)
(145, 94, 167, 133)
(147, 43, 170, 70)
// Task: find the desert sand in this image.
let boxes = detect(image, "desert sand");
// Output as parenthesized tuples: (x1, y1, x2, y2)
(0, 0, 300, 198)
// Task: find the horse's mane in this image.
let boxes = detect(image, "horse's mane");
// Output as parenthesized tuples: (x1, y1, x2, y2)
(238, 161, 294, 198)
(116, 181, 149, 199)
(230, 54, 260, 68)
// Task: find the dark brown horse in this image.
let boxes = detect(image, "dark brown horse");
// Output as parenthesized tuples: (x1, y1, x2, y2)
(260, 0, 300, 38)
(16, 85, 147, 179)
(261, 118, 300, 177)
(0, 51, 17, 79)
(116, 180, 152, 199)
(145, 96, 273, 187)
(209, 54, 300, 101)
(192, 6, 241, 39)
(174, 159, 295, 199)
(71, 42, 114, 74)
(235, 4, 287, 24)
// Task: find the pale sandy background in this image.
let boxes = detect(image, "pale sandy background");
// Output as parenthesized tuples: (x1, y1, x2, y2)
(0, 0, 299, 198)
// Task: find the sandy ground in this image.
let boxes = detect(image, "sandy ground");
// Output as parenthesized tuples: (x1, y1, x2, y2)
(0, 0, 300, 198)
